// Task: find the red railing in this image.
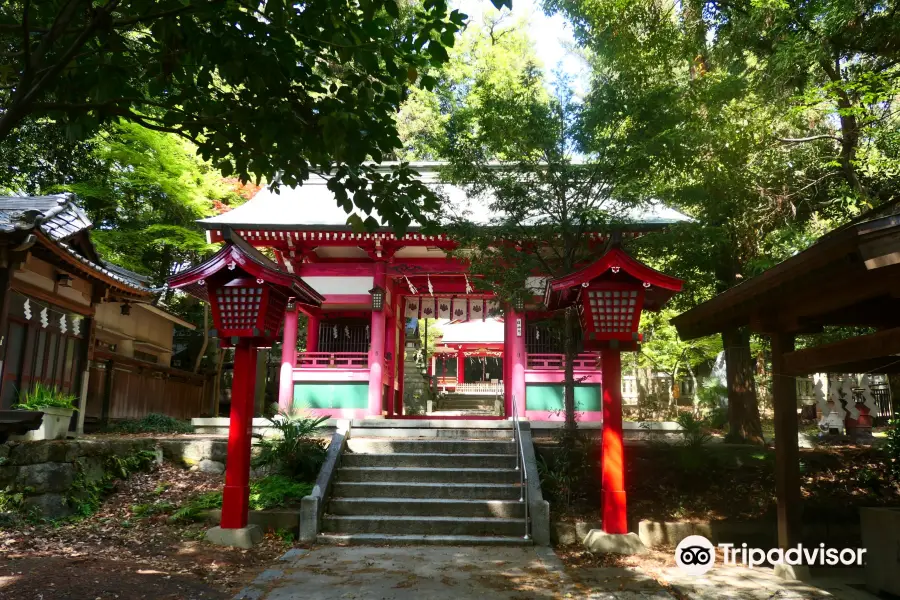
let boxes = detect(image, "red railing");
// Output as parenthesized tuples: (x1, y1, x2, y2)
(296, 352, 369, 369)
(527, 353, 600, 370)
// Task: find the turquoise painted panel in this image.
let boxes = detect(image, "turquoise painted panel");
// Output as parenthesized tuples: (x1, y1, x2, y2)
(525, 384, 602, 412)
(293, 382, 368, 410)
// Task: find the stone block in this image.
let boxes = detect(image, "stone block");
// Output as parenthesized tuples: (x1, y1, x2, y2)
(23, 493, 72, 519)
(0, 465, 16, 487)
(639, 521, 694, 547)
(198, 459, 225, 474)
(16, 462, 75, 493)
(0, 444, 10, 461)
(583, 530, 648, 555)
(75, 457, 107, 484)
(206, 525, 263, 549)
(8, 441, 70, 465)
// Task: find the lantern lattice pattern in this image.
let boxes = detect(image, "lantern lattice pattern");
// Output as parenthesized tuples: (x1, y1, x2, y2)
(215, 285, 264, 331)
(585, 288, 640, 333)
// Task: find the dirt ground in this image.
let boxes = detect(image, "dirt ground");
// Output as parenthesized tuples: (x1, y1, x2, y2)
(0, 463, 289, 600)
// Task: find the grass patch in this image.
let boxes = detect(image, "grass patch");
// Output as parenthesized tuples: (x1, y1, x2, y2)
(167, 475, 313, 523)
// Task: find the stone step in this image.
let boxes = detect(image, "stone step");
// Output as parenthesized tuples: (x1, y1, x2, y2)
(322, 515, 528, 537)
(346, 438, 515, 455)
(341, 452, 516, 469)
(336, 466, 521, 484)
(349, 428, 513, 440)
(316, 533, 531, 546)
(327, 498, 526, 518)
(332, 481, 522, 500)
(351, 419, 514, 429)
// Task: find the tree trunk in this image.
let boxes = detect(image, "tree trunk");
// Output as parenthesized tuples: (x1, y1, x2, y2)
(686, 361, 700, 413)
(563, 306, 578, 430)
(722, 327, 765, 444)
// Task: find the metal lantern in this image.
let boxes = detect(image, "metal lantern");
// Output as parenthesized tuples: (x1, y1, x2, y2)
(168, 228, 322, 347)
(578, 283, 646, 350)
(369, 285, 385, 312)
(544, 246, 682, 351)
(167, 228, 323, 537)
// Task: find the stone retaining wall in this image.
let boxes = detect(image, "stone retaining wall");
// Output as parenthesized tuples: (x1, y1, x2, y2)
(1, 437, 231, 519)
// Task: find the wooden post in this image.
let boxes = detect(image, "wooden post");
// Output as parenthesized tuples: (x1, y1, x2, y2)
(221, 339, 257, 529)
(306, 313, 320, 353)
(507, 307, 527, 417)
(368, 262, 387, 417)
(397, 299, 406, 416)
(278, 305, 298, 413)
(601, 349, 627, 534)
(772, 332, 802, 548)
(504, 312, 514, 417)
(385, 299, 396, 415)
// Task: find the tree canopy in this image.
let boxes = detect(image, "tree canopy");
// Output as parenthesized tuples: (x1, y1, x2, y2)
(0, 0, 509, 233)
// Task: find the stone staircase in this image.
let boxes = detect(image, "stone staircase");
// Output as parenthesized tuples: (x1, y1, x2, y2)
(317, 423, 531, 545)
(434, 392, 502, 416)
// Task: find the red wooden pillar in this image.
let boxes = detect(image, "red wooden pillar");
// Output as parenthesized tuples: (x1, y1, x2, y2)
(221, 339, 258, 529)
(600, 349, 627, 534)
(457, 349, 465, 385)
(505, 307, 526, 417)
(368, 262, 387, 416)
(306, 313, 320, 352)
(396, 299, 407, 416)
(278, 306, 298, 413)
(385, 297, 397, 416)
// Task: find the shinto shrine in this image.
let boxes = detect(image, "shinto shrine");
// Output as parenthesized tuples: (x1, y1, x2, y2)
(171, 164, 686, 545)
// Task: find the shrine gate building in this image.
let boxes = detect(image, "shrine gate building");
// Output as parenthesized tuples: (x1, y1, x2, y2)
(198, 164, 689, 422)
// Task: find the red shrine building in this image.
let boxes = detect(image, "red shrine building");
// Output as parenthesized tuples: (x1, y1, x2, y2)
(197, 165, 689, 423)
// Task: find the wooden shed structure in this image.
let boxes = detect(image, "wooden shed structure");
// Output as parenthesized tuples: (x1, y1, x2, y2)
(672, 212, 900, 552)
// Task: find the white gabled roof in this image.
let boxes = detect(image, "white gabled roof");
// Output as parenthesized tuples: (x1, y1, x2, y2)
(200, 163, 691, 231)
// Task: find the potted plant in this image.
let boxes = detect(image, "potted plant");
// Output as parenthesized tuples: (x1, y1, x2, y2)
(13, 383, 77, 441)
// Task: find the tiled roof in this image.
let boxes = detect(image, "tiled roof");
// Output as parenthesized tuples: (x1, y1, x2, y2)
(0, 194, 150, 294)
(0, 193, 92, 240)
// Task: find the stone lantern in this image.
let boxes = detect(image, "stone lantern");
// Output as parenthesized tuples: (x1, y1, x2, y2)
(168, 228, 322, 546)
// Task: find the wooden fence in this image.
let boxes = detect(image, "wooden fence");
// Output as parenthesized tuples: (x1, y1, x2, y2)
(85, 351, 213, 422)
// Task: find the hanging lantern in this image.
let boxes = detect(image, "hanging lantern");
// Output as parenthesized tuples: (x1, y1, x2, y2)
(369, 285, 385, 312)
(167, 227, 323, 347)
(544, 246, 682, 351)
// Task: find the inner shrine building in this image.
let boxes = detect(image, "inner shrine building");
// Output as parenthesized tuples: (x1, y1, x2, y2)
(198, 164, 689, 421)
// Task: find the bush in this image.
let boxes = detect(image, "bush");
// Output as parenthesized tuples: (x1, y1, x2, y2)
(169, 475, 312, 522)
(537, 428, 595, 509)
(703, 407, 728, 430)
(14, 383, 77, 410)
(676, 412, 712, 448)
(248, 475, 313, 510)
(252, 412, 327, 480)
(103, 413, 193, 434)
(887, 418, 900, 482)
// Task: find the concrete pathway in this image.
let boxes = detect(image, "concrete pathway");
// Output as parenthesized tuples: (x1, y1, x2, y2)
(235, 546, 878, 600)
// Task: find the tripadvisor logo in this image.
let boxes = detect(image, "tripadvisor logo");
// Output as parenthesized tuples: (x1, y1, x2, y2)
(675, 535, 867, 576)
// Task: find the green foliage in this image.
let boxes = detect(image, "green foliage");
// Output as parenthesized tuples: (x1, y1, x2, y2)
(675, 412, 712, 448)
(0, 0, 493, 232)
(68, 450, 158, 518)
(169, 491, 223, 523)
(102, 413, 194, 435)
(169, 475, 313, 522)
(537, 429, 595, 509)
(887, 419, 900, 483)
(248, 476, 313, 511)
(14, 383, 76, 411)
(251, 412, 328, 481)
